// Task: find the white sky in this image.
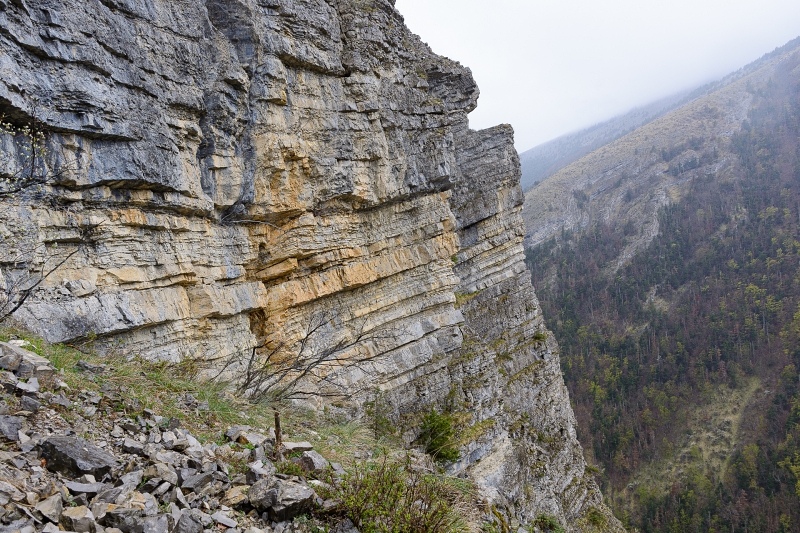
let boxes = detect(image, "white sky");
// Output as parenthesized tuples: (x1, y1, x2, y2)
(393, 0, 800, 152)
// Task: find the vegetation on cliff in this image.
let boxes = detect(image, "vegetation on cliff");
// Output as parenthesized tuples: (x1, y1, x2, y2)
(525, 38, 800, 532)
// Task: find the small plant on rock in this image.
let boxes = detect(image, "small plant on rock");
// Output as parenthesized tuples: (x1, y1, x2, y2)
(532, 513, 565, 533)
(418, 408, 460, 462)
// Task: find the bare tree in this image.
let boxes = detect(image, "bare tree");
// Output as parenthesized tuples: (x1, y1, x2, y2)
(0, 110, 90, 324)
(212, 310, 404, 404)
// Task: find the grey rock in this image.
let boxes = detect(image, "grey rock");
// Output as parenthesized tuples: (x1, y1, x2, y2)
(65, 481, 106, 495)
(42, 523, 61, 533)
(0, 343, 23, 371)
(96, 483, 136, 504)
(210, 512, 237, 528)
(174, 512, 203, 533)
(122, 438, 146, 456)
(35, 494, 63, 523)
(246, 460, 276, 485)
(0, 481, 25, 505)
(247, 478, 278, 511)
(100, 507, 144, 532)
(39, 437, 117, 478)
(117, 470, 145, 487)
(331, 520, 360, 533)
(19, 396, 40, 413)
(298, 451, 329, 474)
(15, 378, 39, 395)
(281, 442, 313, 454)
(0, 520, 34, 533)
(49, 394, 72, 408)
(76, 361, 106, 374)
(267, 480, 316, 522)
(60, 505, 95, 533)
(141, 515, 173, 533)
(0, 416, 23, 441)
(181, 472, 214, 493)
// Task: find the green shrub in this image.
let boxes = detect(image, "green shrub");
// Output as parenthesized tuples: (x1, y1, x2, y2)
(585, 507, 608, 527)
(418, 408, 459, 462)
(318, 455, 469, 533)
(532, 513, 565, 533)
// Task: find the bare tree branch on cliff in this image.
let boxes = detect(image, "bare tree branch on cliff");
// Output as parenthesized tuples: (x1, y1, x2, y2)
(212, 310, 402, 404)
(0, 110, 90, 324)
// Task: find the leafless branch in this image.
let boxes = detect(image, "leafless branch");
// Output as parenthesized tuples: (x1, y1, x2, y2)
(213, 310, 404, 404)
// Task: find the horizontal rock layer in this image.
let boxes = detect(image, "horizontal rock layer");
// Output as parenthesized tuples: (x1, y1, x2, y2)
(0, 0, 620, 529)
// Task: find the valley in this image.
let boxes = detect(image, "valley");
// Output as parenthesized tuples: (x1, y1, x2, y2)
(523, 36, 800, 533)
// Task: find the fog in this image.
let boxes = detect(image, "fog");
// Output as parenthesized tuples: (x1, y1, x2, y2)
(393, 0, 800, 152)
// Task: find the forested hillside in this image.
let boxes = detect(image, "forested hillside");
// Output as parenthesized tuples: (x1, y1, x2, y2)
(525, 41, 800, 532)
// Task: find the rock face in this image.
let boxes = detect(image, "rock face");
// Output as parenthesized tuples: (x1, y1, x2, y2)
(0, 0, 620, 529)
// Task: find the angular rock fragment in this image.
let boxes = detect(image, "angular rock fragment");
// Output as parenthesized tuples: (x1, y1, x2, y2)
(19, 396, 40, 413)
(65, 481, 106, 495)
(268, 480, 316, 522)
(102, 507, 146, 531)
(180, 472, 214, 492)
(0, 480, 25, 505)
(39, 436, 117, 477)
(247, 478, 278, 511)
(0, 416, 23, 441)
(35, 493, 63, 523)
(60, 505, 95, 533)
(173, 510, 203, 533)
(299, 450, 329, 474)
(211, 512, 237, 528)
(123, 438, 146, 456)
(282, 441, 313, 453)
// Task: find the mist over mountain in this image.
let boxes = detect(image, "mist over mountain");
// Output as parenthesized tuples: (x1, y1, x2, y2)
(520, 36, 800, 193)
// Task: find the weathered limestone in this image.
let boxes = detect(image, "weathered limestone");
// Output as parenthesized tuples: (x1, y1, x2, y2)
(0, 0, 621, 529)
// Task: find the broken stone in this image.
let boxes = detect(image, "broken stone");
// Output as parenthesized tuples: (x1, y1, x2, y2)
(35, 494, 63, 523)
(221, 486, 248, 508)
(40, 436, 117, 478)
(19, 396, 40, 413)
(299, 451, 329, 474)
(268, 480, 316, 522)
(60, 505, 95, 533)
(15, 378, 39, 395)
(211, 512, 237, 528)
(0, 481, 25, 505)
(247, 478, 278, 511)
(181, 472, 214, 493)
(0, 416, 23, 441)
(282, 442, 313, 454)
(65, 481, 106, 495)
(76, 360, 105, 374)
(173, 510, 203, 533)
(100, 507, 144, 531)
(122, 438, 146, 456)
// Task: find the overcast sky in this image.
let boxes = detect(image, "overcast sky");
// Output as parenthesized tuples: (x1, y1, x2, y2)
(393, 0, 800, 152)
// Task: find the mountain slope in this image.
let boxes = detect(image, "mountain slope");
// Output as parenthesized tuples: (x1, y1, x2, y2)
(519, 36, 800, 194)
(522, 38, 800, 264)
(523, 37, 800, 532)
(519, 89, 693, 191)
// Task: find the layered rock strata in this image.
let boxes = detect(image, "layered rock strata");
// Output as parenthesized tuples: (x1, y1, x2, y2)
(0, 0, 621, 529)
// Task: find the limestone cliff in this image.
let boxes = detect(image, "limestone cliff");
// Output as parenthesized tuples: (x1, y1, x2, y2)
(0, 0, 621, 529)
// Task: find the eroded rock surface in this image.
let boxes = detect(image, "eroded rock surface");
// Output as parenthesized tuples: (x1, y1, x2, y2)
(0, 0, 620, 529)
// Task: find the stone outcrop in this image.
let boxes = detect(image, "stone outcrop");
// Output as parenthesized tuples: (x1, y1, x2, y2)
(0, 0, 621, 529)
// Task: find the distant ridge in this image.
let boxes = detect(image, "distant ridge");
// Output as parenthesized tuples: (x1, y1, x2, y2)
(519, 35, 800, 191)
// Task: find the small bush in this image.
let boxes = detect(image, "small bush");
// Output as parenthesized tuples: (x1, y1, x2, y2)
(585, 507, 608, 527)
(319, 454, 469, 533)
(418, 409, 459, 462)
(532, 513, 565, 533)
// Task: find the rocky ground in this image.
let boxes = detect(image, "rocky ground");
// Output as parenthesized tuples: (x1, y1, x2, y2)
(0, 340, 364, 533)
